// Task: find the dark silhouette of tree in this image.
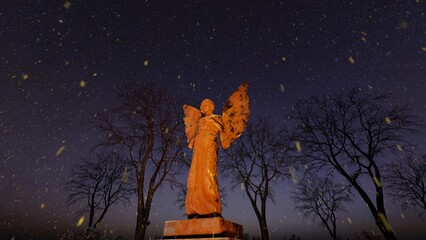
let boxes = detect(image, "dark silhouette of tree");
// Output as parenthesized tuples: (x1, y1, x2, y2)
(65, 151, 134, 235)
(361, 231, 383, 240)
(223, 119, 291, 240)
(384, 154, 426, 216)
(292, 174, 352, 240)
(91, 82, 185, 240)
(348, 231, 383, 240)
(289, 234, 301, 240)
(291, 89, 417, 240)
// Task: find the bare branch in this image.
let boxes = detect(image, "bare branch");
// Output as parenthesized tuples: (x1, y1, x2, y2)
(222, 118, 292, 240)
(291, 88, 418, 240)
(292, 174, 352, 240)
(384, 154, 426, 217)
(90, 81, 185, 240)
(65, 151, 135, 231)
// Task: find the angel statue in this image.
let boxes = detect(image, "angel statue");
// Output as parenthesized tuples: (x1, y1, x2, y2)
(183, 83, 250, 219)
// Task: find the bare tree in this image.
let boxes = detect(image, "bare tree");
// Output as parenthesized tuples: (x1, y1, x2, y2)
(291, 88, 417, 240)
(65, 151, 134, 235)
(384, 154, 426, 216)
(91, 82, 185, 240)
(223, 119, 291, 240)
(292, 174, 352, 240)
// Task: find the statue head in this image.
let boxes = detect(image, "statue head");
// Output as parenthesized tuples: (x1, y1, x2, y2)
(200, 99, 215, 115)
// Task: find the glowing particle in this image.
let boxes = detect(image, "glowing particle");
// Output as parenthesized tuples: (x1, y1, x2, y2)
(378, 212, 394, 232)
(280, 84, 285, 92)
(348, 56, 355, 64)
(399, 21, 409, 29)
(347, 217, 352, 224)
(121, 167, 129, 183)
(385, 116, 391, 124)
(63, 1, 72, 9)
(80, 80, 86, 87)
(143, 60, 149, 66)
(373, 176, 382, 188)
(421, 47, 426, 52)
(40, 203, 46, 209)
(22, 74, 29, 80)
(396, 144, 403, 152)
(76, 216, 85, 227)
(92, 73, 98, 77)
(400, 213, 405, 219)
(55, 146, 66, 156)
(295, 141, 302, 152)
(289, 166, 298, 184)
(281, 56, 286, 61)
(360, 32, 367, 42)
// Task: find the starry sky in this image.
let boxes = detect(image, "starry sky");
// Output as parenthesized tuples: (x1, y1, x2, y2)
(0, 0, 425, 239)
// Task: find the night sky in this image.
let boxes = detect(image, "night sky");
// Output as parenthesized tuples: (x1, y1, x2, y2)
(1, 0, 425, 239)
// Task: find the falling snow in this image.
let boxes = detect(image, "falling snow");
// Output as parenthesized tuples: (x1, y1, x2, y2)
(1, 1, 425, 239)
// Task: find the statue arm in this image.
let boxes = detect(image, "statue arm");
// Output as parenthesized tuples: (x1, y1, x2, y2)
(211, 115, 224, 132)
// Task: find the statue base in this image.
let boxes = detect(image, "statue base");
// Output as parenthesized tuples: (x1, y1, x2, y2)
(162, 217, 243, 239)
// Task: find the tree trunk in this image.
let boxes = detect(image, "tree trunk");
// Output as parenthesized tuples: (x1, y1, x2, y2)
(381, 230, 397, 240)
(359, 186, 397, 239)
(340, 171, 397, 240)
(246, 190, 269, 240)
(374, 212, 397, 240)
(134, 212, 149, 240)
(134, 183, 151, 240)
(373, 173, 397, 240)
(88, 205, 95, 228)
(93, 206, 110, 229)
(259, 217, 269, 240)
(332, 218, 337, 240)
(259, 197, 269, 240)
(382, 232, 397, 240)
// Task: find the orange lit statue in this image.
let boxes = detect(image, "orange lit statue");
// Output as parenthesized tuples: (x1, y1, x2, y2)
(183, 83, 250, 219)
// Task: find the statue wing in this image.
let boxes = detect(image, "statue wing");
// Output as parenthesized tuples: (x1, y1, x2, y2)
(183, 104, 202, 149)
(220, 83, 250, 149)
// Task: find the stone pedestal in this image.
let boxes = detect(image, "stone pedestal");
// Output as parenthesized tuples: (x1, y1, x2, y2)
(162, 217, 243, 239)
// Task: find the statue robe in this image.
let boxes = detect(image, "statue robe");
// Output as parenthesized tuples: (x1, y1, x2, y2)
(185, 115, 222, 216)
